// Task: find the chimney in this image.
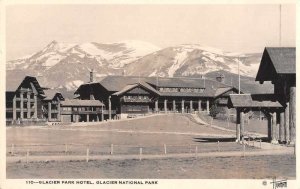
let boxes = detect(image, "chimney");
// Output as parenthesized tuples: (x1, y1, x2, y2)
(216, 73, 225, 83)
(90, 69, 94, 83)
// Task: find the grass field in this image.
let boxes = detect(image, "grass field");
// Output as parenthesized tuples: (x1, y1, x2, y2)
(7, 155, 296, 179)
(6, 114, 295, 179)
(197, 113, 269, 135)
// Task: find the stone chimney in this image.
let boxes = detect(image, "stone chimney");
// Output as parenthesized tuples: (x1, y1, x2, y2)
(216, 73, 225, 83)
(90, 69, 94, 83)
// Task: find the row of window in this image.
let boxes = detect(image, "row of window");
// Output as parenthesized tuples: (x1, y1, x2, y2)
(158, 87, 205, 93)
(62, 107, 102, 111)
(15, 92, 35, 99)
(124, 95, 150, 100)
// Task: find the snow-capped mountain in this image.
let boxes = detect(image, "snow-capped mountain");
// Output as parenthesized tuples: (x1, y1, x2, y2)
(6, 40, 262, 91)
(126, 44, 261, 78)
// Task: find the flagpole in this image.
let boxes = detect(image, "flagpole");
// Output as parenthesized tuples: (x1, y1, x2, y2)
(238, 57, 240, 94)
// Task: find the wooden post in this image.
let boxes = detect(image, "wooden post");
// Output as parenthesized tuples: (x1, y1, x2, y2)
(267, 114, 272, 141)
(236, 109, 241, 142)
(101, 106, 104, 121)
(57, 101, 61, 122)
(164, 144, 167, 154)
(26, 149, 29, 164)
(289, 86, 296, 144)
(86, 148, 89, 162)
(284, 103, 290, 142)
(181, 100, 184, 113)
(108, 96, 111, 120)
(155, 100, 158, 113)
(190, 100, 193, 113)
(198, 100, 201, 112)
(13, 96, 16, 121)
(33, 94, 37, 118)
(271, 112, 278, 144)
(260, 139, 262, 149)
(243, 143, 245, 157)
(48, 101, 52, 121)
(240, 111, 244, 142)
(173, 100, 176, 112)
(11, 144, 14, 155)
(27, 91, 31, 118)
(110, 144, 113, 155)
(279, 111, 285, 142)
(206, 100, 210, 114)
(164, 99, 167, 113)
(20, 91, 24, 119)
(65, 144, 68, 154)
(96, 114, 99, 122)
(139, 148, 142, 161)
(86, 114, 90, 122)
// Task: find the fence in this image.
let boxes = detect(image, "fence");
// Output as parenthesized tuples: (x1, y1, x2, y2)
(7, 140, 264, 162)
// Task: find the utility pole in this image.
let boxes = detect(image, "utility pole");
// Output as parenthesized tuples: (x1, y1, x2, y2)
(279, 4, 282, 47)
(238, 57, 240, 94)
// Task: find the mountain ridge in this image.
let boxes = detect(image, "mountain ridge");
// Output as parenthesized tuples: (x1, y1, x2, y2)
(6, 40, 263, 91)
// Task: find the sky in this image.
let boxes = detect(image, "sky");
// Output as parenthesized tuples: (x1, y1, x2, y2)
(6, 4, 296, 60)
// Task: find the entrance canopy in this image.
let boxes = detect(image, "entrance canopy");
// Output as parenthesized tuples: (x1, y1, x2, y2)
(228, 94, 283, 109)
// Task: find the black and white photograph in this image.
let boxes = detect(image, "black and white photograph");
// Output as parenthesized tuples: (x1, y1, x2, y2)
(0, 0, 297, 188)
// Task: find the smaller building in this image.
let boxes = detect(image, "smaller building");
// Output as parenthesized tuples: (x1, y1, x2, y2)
(60, 99, 105, 122)
(43, 90, 64, 122)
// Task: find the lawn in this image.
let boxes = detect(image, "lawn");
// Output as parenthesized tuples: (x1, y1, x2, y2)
(7, 155, 296, 179)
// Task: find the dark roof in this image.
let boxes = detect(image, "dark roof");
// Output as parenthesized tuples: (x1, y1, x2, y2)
(256, 47, 295, 82)
(6, 76, 45, 95)
(61, 99, 104, 107)
(43, 90, 64, 101)
(6, 75, 48, 92)
(228, 94, 282, 108)
(77, 75, 234, 98)
(214, 87, 233, 97)
(112, 82, 160, 96)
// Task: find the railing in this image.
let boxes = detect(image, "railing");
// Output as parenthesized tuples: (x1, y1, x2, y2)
(61, 110, 116, 115)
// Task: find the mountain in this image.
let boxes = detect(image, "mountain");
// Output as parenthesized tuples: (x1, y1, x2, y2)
(6, 40, 263, 91)
(126, 44, 261, 78)
(7, 40, 161, 90)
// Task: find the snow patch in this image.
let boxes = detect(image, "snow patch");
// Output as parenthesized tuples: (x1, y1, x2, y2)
(168, 51, 188, 77)
(65, 80, 84, 91)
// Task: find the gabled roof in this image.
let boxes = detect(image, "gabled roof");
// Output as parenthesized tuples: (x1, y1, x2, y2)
(6, 74, 46, 92)
(256, 47, 295, 82)
(76, 75, 234, 98)
(43, 90, 64, 101)
(61, 99, 104, 107)
(112, 82, 161, 96)
(214, 87, 235, 97)
(6, 76, 45, 95)
(228, 94, 283, 108)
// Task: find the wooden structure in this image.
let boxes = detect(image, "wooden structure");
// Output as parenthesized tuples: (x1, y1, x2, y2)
(228, 47, 295, 144)
(60, 99, 105, 122)
(6, 75, 107, 125)
(75, 75, 239, 119)
(256, 47, 295, 144)
(43, 90, 64, 122)
(228, 94, 283, 143)
(6, 76, 47, 124)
